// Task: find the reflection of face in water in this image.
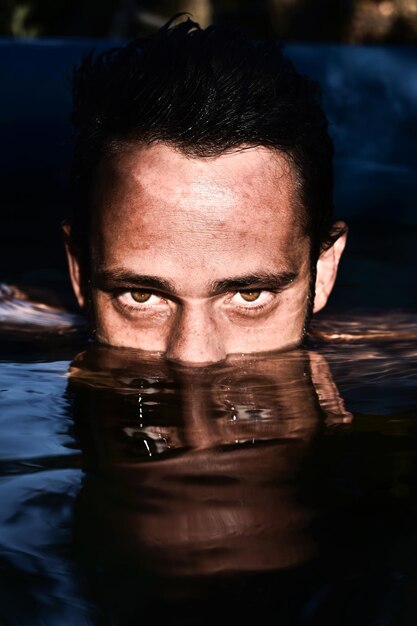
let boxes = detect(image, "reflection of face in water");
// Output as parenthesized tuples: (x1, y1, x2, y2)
(68, 345, 350, 585)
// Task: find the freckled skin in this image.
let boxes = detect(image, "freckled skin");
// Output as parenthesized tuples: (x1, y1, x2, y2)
(66, 143, 346, 364)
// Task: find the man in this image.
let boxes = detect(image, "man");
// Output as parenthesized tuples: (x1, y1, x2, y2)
(63, 15, 347, 365)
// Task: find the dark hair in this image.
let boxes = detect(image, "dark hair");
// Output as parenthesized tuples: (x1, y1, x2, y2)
(69, 15, 340, 266)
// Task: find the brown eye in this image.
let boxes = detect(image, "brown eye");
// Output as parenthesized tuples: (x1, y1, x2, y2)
(239, 290, 261, 302)
(131, 290, 152, 303)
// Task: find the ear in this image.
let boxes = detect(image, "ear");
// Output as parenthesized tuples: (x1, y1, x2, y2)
(61, 220, 86, 309)
(313, 222, 348, 314)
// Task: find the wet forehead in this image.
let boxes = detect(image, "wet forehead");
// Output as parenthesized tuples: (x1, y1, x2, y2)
(91, 144, 308, 278)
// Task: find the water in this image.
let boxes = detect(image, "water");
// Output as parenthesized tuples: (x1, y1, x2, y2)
(0, 286, 416, 625)
(1, 36, 416, 625)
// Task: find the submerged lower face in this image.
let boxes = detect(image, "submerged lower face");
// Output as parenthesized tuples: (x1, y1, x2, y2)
(87, 143, 313, 364)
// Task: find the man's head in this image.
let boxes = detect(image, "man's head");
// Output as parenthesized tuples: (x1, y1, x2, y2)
(63, 16, 347, 364)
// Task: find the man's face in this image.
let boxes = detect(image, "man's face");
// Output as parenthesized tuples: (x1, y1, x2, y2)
(66, 143, 345, 364)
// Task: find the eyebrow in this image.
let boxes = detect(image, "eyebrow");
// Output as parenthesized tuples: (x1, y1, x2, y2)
(93, 270, 175, 293)
(209, 272, 298, 295)
(92, 269, 298, 297)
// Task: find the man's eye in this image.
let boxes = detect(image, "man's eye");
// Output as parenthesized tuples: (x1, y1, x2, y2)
(229, 290, 274, 310)
(117, 290, 167, 311)
(131, 290, 152, 303)
(238, 290, 261, 303)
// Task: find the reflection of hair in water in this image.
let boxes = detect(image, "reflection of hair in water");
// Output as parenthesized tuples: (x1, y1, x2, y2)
(66, 345, 354, 623)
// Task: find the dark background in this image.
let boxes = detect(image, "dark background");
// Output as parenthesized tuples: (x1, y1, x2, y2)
(1, 0, 417, 43)
(0, 0, 416, 313)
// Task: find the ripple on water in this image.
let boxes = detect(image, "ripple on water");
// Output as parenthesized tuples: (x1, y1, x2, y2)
(0, 286, 416, 624)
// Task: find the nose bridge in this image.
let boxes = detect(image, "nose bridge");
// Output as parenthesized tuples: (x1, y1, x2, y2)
(166, 301, 225, 366)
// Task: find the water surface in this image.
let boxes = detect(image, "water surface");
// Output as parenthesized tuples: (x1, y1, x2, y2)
(0, 287, 416, 625)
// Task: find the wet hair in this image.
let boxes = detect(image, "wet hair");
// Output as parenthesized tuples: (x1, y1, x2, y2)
(68, 15, 341, 270)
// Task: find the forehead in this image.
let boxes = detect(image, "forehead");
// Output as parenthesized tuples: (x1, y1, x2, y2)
(91, 144, 308, 277)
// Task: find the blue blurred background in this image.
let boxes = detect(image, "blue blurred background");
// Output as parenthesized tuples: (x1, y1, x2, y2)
(0, 0, 416, 312)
